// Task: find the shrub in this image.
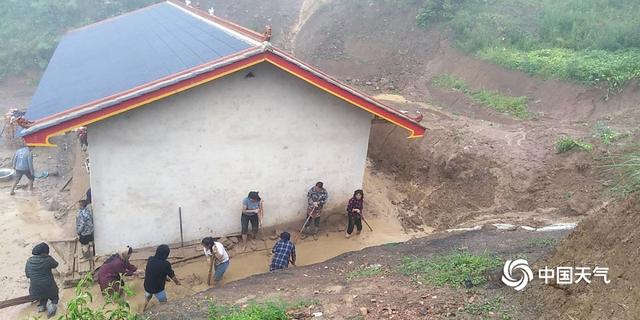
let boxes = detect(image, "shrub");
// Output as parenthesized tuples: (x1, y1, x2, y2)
(398, 250, 502, 287)
(53, 273, 143, 320)
(555, 137, 593, 153)
(608, 152, 640, 196)
(208, 300, 316, 320)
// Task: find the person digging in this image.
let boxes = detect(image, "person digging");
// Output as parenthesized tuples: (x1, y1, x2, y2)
(345, 189, 365, 238)
(241, 191, 263, 251)
(270, 232, 296, 271)
(303, 182, 328, 240)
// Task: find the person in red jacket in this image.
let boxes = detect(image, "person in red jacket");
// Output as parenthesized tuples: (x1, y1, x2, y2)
(96, 246, 137, 297)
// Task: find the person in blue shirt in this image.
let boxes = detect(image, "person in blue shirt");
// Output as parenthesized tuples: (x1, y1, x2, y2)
(270, 232, 296, 271)
(241, 191, 263, 251)
(10, 146, 35, 195)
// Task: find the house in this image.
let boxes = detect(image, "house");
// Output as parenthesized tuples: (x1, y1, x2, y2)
(21, 1, 425, 254)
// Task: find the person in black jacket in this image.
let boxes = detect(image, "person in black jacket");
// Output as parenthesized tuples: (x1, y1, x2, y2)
(142, 244, 180, 311)
(25, 242, 59, 318)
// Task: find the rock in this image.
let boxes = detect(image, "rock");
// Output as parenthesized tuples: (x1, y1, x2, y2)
(234, 295, 256, 305)
(359, 307, 368, 316)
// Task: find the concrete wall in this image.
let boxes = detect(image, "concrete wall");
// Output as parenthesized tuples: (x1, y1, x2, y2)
(88, 63, 372, 254)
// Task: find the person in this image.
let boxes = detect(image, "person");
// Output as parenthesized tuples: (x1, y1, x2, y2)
(10, 146, 34, 195)
(201, 237, 230, 286)
(25, 242, 59, 318)
(75, 199, 94, 258)
(303, 182, 328, 238)
(241, 191, 263, 251)
(270, 232, 296, 271)
(143, 245, 180, 311)
(345, 189, 365, 238)
(96, 246, 137, 297)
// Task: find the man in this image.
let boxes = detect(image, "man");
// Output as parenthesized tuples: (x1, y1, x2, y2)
(10, 146, 34, 195)
(304, 181, 328, 238)
(143, 244, 180, 311)
(25, 242, 59, 318)
(270, 232, 296, 271)
(75, 199, 94, 258)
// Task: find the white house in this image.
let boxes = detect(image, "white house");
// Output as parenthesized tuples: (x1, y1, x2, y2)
(21, 1, 425, 254)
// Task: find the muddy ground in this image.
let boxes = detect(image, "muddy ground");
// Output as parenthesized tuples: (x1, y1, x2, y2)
(149, 229, 568, 320)
(1, 0, 638, 319)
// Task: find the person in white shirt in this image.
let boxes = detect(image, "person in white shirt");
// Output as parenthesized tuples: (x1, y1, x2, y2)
(201, 237, 230, 286)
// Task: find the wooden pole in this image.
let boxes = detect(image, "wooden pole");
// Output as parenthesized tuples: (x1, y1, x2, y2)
(0, 295, 32, 309)
(362, 216, 374, 232)
(179, 207, 184, 248)
(207, 255, 214, 286)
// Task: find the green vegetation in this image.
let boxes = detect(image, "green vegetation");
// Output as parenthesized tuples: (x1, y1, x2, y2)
(46, 273, 143, 320)
(555, 137, 594, 153)
(431, 74, 530, 118)
(398, 250, 502, 288)
(208, 300, 314, 320)
(346, 264, 384, 281)
(462, 296, 514, 319)
(527, 237, 557, 248)
(594, 122, 627, 144)
(608, 151, 640, 196)
(416, 0, 640, 92)
(0, 0, 159, 79)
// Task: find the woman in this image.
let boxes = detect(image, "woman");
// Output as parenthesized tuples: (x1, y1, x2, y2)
(96, 246, 137, 297)
(25, 242, 59, 317)
(345, 189, 365, 238)
(201, 237, 230, 285)
(241, 191, 263, 251)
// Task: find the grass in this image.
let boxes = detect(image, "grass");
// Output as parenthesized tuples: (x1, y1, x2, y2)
(398, 250, 502, 288)
(346, 264, 384, 281)
(555, 137, 593, 153)
(527, 237, 557, 248)
(594, 122, 628, 145)
(462, 296, 515, 319)
(208, 300, 315, 320)
(477, 47, 640, 95)
(431, 74, 530, 118)
(416, 0, 640, 93)
(607, 151, 640, 196)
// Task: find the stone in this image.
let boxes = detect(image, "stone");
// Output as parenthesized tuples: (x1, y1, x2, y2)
(359, 307, 368, 316)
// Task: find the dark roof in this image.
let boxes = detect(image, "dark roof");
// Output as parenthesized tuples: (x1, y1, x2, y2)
(25, 1, 257, 121)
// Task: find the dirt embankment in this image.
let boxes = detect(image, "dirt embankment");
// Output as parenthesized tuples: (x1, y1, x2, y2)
(523, 194, 640, 320)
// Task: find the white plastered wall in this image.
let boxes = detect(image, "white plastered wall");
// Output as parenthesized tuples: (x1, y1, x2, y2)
(88, 62, 372, 254)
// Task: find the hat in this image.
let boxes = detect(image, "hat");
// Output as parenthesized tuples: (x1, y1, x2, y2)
(248, 191, 261, 201)
(32, 242, 49, 255)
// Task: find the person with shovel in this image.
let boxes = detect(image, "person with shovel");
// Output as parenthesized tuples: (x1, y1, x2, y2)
(241, 191, 263, 251)
(201, 237, 230, 286)
(143, 244, 180, 311)
(303, 182, 328, 239)
(96, 246, 137, 297)
(10, 145, 35, 195)
(345, 189, 365, 238)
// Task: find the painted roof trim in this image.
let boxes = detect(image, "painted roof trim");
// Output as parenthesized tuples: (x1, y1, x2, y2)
(22, 44, 425, 146)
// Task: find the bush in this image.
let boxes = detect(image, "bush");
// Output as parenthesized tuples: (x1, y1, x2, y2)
(52, 273, 143, 320)
(555, 137, 593, 153)
(398, 250, 502, 287)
